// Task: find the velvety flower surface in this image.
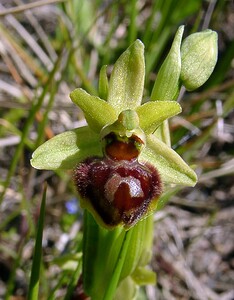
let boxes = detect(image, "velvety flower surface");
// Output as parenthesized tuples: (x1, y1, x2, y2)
(74, 156, 162, 228)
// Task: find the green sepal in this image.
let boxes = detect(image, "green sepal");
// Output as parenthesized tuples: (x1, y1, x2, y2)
(140, 134, 197, 186)
(108, 40, 145, 114)
(70, 88, 117, 133)
(151, 25, 184, 101)
(99, 65, 109, 100)
(30, 126, 102, 170)
(136, 101, 182, 134)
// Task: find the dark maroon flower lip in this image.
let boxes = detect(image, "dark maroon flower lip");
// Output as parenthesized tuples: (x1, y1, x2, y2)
(73, 156, 162, 228)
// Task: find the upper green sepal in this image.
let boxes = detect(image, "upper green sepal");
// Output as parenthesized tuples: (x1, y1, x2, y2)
(136, 101, 181, 134)
(140, 134, 197, 186)
(70, 88, 117, 133)
(30, 126, 102, 170)
(180, 29, 218, 91)
(107, 39, 145, 114)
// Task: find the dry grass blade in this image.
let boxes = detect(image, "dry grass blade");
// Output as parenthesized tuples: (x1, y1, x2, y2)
(0, 3, 53, 70)
(16, 0, 57, 61)
(200, 159, 234, 182)
(0, 0, 67, 17)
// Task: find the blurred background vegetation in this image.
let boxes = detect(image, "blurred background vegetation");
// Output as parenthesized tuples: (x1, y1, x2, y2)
(0, 0, 233, 299)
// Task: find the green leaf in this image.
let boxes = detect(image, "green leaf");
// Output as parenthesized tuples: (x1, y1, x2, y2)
(137, 215, 154, 267)
(27, 184, 46, 300)
(119, 219, 146, 280)
(103, 230, 133, 300)
(151, 25, 184, 101)
(31, 127, 102, 170)
(70, 88, 117, 132)
(108, 40, 145, 114)
(140, 134, 197, 186)
(136, 101, 181, 134)
(82, 211, 124, 300)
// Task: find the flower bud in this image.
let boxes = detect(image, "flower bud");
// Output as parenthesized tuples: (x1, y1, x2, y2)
(180, 29, 218, 91)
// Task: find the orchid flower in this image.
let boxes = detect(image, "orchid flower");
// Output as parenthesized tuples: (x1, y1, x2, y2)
(30, 26, 217, 300)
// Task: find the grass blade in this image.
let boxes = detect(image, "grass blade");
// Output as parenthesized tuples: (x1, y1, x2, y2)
(27, 184, 47, 300)
(0, 52, 63, 204)
(63, 261, 82, 300)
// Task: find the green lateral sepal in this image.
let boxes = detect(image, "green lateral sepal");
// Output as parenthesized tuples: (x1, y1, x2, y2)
(31, 126, 102, 170)
(140, 134, 197, 186)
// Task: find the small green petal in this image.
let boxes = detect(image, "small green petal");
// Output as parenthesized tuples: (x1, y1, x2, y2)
(99, 65, 109, 100)
(31, 126, 102, 170)
(108, 40, 145, 114)
(140, 134, 197, 186)
(70, 88, 117, 133)
(136, 101, 181, 134)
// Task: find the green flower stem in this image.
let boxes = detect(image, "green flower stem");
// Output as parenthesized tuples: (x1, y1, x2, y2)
(82, 210, 155, 299)
(82, 211, 123, 299)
